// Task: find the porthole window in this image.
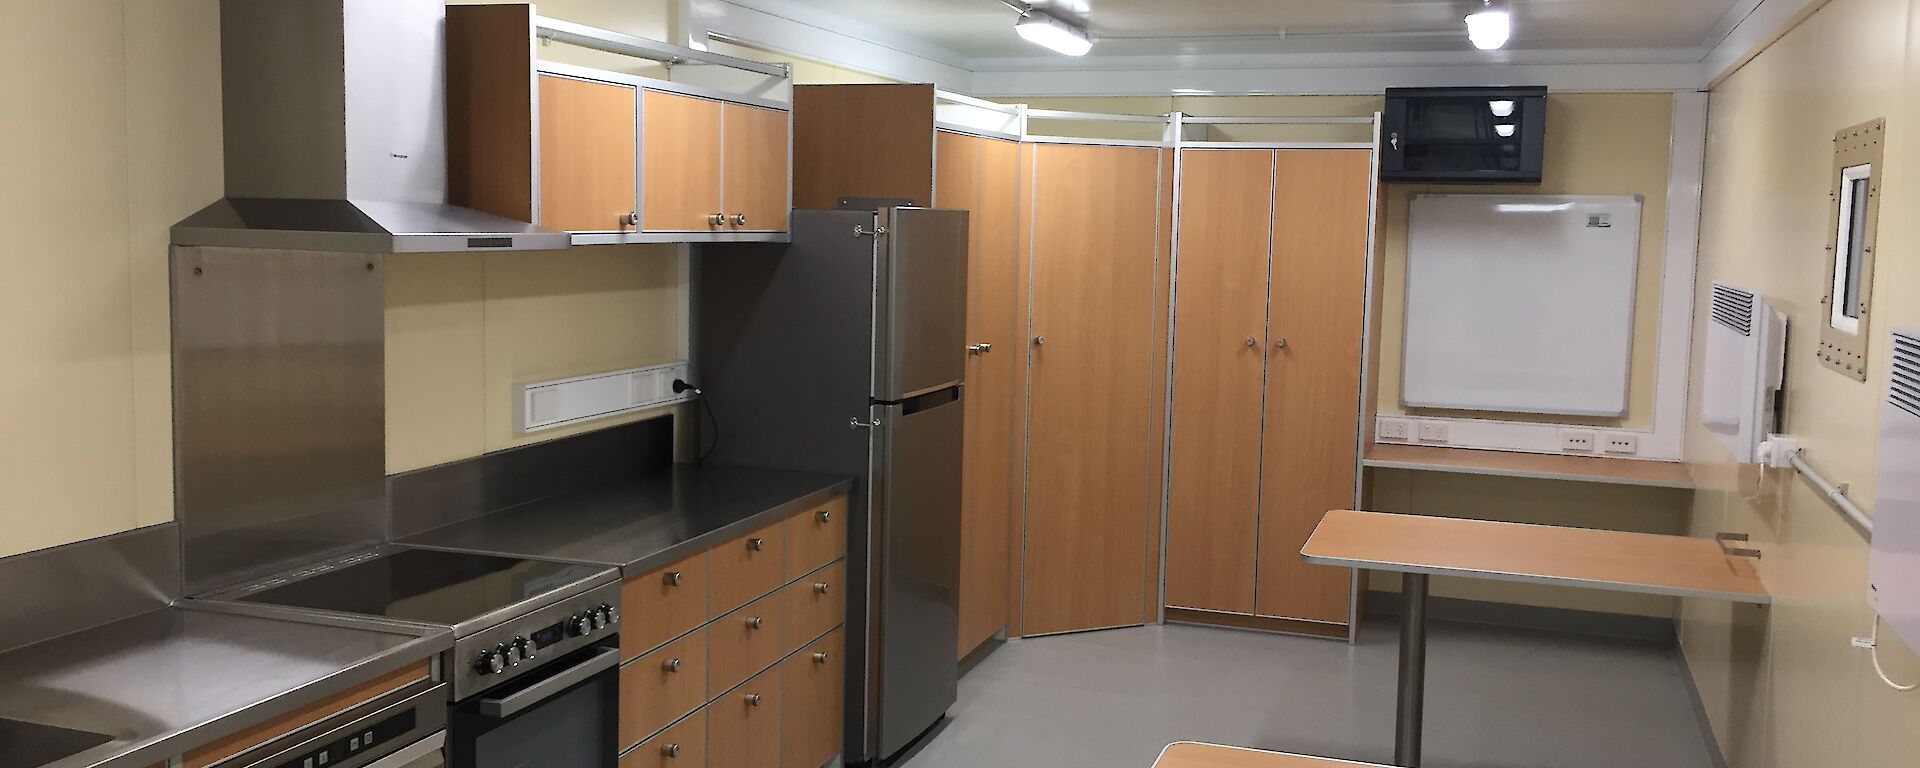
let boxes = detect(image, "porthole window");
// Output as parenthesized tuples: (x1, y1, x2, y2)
(1819, 119, 1884, 381)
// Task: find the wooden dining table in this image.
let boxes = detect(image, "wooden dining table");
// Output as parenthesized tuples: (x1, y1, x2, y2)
(1153, 742, 1393, 768)
(1299, 509, 1769, 768)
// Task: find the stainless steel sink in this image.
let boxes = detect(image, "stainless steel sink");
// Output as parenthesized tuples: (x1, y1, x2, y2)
(0, 717, 114, 767)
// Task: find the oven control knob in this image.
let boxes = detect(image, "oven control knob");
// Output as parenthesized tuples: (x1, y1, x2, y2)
(513, 636, 535, 662)
(504, 637, 527, 666)
(568, 613, 593, 637)
(474, 647, 507, 675)
(596, 603, 618, 627)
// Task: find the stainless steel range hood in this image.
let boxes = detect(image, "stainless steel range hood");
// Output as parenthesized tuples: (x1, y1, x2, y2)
(172, 0, 568, 253)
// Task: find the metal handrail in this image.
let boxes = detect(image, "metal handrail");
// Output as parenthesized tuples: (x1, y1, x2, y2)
(534, 16, 790, 78)
(1788, 449, 1873, 538)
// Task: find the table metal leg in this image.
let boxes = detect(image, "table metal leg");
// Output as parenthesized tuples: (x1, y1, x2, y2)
(1395, 573, 1430, 768)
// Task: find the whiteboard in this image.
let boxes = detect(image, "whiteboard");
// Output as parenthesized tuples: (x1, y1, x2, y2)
(1402, 194, 1641, 417)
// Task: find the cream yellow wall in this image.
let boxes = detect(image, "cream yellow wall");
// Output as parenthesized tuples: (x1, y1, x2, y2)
(707, 40, 897, 85)
(1679, 0, 1920, 763)
(0, 0, 221, 559)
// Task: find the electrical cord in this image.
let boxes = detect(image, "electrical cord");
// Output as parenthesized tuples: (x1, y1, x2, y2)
(1867, 615, 1918, 692)
(673, 379, 719, 465)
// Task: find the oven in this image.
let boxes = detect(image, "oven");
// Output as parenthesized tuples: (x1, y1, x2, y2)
(224, 680, 449, 768)
(448, 640, 621, 768)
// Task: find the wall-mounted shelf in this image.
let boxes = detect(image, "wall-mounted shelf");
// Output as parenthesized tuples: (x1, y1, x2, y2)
(1364, 443, 1695, 489)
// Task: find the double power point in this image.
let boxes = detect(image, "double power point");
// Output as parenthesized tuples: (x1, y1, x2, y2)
(1562, 429, 1639, 456)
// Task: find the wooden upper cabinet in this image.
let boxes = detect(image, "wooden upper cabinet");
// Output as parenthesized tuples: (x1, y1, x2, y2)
(642, 90, 726, 232)
(722, 102, 791, 232)
(538, 75, 638, 233)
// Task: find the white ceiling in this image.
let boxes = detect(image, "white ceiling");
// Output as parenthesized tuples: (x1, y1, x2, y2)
(766, 0, 1749, 62)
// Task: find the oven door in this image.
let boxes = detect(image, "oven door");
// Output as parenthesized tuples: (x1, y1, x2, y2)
(449, 643, 620, 768)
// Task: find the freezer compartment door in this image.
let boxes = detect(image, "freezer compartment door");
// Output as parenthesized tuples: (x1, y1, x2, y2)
(871, 387, 962, 757)
(875, 207, 969, 401)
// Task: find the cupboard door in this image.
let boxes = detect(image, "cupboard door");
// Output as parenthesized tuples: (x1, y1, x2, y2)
(709, 668, 782, 768)
(711, 520, 786, 615)
(1021, 143, 1163, 636)
(781, 560, 845, 649)
(780, 628, 844, 768)
(642, 90, 724, 232)
(538, 74, 637, 232)
(624, 710, 706, 768)
(620, 628, 709, 749)
(709, 590, 786, 695)
(1255, 150, 1372, 624)
(721, 103, 791, 232)
(622, 550, 710, 660)
(784, 496, 847, 581)
(936, 131, 1020, 657)
(1164, 150, 1275, 615)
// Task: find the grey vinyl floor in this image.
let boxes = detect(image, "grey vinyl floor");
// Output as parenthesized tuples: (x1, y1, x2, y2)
(896, 619, 1716, 768)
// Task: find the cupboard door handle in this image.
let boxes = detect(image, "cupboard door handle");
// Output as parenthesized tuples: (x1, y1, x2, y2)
(979, 342, 992, 353)
(817, 509, 831, 524)
(745, 693, 763, 707)
(812, 652, 830, 663)
(748, 537, 765, 551)
(622, 211, 639, 226)
(663, 658, 682, 673)
(1244, 337, 1257, 347)
(664, 570, 684, 587)
(730, 213, 747, 226)
(1033, 336, 1046, 346)
(813, 582, 830, 594)
(662, 743, 682, 758)
(1273, 338, 1287, 349)
(708, 212, 726, 226)
(747, 616, 764, 630)
(967, 344, 984, 355)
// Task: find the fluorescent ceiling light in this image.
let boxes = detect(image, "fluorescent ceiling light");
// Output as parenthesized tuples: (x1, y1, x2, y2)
(1497, 203, 1573, 213)
(1489, 99, 1515, 117)
(1017, 10, 1093, 56)
(1465, 2, 1511, 51)
(1494, 123, 1516, 138)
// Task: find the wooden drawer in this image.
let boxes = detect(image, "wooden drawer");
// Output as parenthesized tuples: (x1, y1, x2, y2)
(781, 560, 845, 649)
(621, 628, 709, 749)
(623, 710, 706, 768)
(784, 496, 847, 581)
(709, 590, 785, 695)
(780, 628, 844, 768)
(623, 550, 710, 660)
(184, 661, 430, 768)
(708, 667, 781, 768)
(711, 520, 786, 615)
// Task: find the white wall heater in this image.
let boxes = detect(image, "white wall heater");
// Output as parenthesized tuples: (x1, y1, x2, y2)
(1870, 330, 1920, 648)
(1702, 282, 1786, 464)
(516, 361, 693, 433)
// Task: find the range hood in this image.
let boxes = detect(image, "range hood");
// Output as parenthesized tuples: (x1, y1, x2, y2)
(172, 0, 568, 253)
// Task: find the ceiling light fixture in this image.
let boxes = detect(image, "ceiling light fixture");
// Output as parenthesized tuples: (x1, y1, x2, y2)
(1488, 99, 1516, 117)
(1465, 0, 1511, 51)
(1494, 124, 1517, 138)
(1016, 10, 1094, 56)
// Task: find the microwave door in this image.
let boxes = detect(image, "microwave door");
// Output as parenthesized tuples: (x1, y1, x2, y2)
(874, 207, 969, 401)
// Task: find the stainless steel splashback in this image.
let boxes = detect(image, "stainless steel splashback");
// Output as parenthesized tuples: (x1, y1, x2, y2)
(0, 524, 178, 654)
(172, 247, 387, 595)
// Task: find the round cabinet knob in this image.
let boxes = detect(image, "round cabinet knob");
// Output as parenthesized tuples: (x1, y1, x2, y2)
(663, 657, 682, 673)
(813, 582, 830, 594)
(748, 537, 766, 552)
(817, 509, 831, 524)
(979, 343, 993, 353)
(745, 693, 763, 707)
(730, 213, 748, 226)
(662, 744, 682, 758)
(622, 211, 639, 226)
(812, 651, 830, 664)
(474, 648, 507, 675)
(966, 344, 984, 355)
(1033, 335, 1046, 346)
(664, 570, 684, 587)
(708, 212, 726, 227)
(1273, 338, 1287, 349)
(746, 616, 765, 630)
(1244, 337, 1257, 347)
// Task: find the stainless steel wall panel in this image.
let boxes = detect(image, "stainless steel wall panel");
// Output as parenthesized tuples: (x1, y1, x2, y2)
(0, 524, 179, 654)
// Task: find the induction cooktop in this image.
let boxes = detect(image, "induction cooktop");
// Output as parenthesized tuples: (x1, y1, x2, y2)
(236, 548, 610, 628)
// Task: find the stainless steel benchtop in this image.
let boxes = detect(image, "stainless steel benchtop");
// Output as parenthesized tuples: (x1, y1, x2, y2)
(398, 463, 855, 576)
(0, 606, 448, 768)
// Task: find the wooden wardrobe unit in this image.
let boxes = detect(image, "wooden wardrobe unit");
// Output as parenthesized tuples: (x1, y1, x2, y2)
(1165, 148, 1372, 635)
(790, 84, 1023, 659)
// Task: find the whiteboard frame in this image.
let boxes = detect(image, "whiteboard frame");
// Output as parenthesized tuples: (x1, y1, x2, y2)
(1399, 192, 1644, 418)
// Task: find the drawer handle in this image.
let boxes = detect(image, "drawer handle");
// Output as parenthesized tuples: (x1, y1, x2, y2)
(664, 570, 684, 587)
(662, 658, 682, 673)
(817, 509, 831, 524)
(730, 212, 748, 227)
(708, 212, 726, 227)
(622, 211, 639, 227)
(747, 616, 765, 630)
(812, 651, 829, 664)
(745, 693, 763, 707)
(813, 582, 830, 594)
(748, 537, 766, 552)
(662, 743, 682, 758)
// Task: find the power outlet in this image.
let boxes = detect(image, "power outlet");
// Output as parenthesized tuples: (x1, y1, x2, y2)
(1418, 422, 1449, 443)
(1377, 417, 1413, 442)
(1561, 430, 1598, 453)
(1601, 433, 1639, 455)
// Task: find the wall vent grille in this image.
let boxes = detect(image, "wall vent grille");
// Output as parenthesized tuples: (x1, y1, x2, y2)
(1711, 282, 1754, 336)
(1892, 331, 1920, 419)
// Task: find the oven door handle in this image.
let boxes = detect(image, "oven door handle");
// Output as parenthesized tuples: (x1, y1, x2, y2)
(477, 647, 620, 719)
(363, 731, 446, 768)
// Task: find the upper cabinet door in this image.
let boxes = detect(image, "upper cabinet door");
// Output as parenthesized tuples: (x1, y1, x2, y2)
(641, 90, 724, 232)
(538, 75, 637, 233)
(722, 102, 791, 233)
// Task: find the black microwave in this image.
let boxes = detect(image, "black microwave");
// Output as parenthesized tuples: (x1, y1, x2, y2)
(1380, 86, 1547, 183)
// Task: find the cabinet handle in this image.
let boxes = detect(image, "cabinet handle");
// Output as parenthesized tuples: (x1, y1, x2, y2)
(1244, 337, 1257, 348)
(1033, 336, 1046, 346)
(708, 212, 726, 227)
(622, 211, 639, 226)
(967, 344, 984, 355)
(979, 342, 993, 353)
(661, 743, 682, 758)
(748, 537, 766, 552)
(1273, 338, 1287, 349)
(745, 693, 763, 707)
(747, 616, 765, 630)
(662, 657, 682, 673)
(664, 570, 684, 587)
(813, 582, 830, 594)
(817, 509, 831, 524)
(730, 213, 748, 226)
(812, 651, 830, 664)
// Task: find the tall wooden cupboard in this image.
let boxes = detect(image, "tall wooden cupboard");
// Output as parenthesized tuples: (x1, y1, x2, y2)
(1164, 148, 1372, 636)
(790, 84, 1022, 659)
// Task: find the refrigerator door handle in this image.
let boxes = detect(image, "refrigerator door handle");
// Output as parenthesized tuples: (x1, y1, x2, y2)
(850, 416, 882, 429)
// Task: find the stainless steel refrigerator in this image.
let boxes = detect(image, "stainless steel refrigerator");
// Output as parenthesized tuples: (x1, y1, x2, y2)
(695, 206, 967, 765)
